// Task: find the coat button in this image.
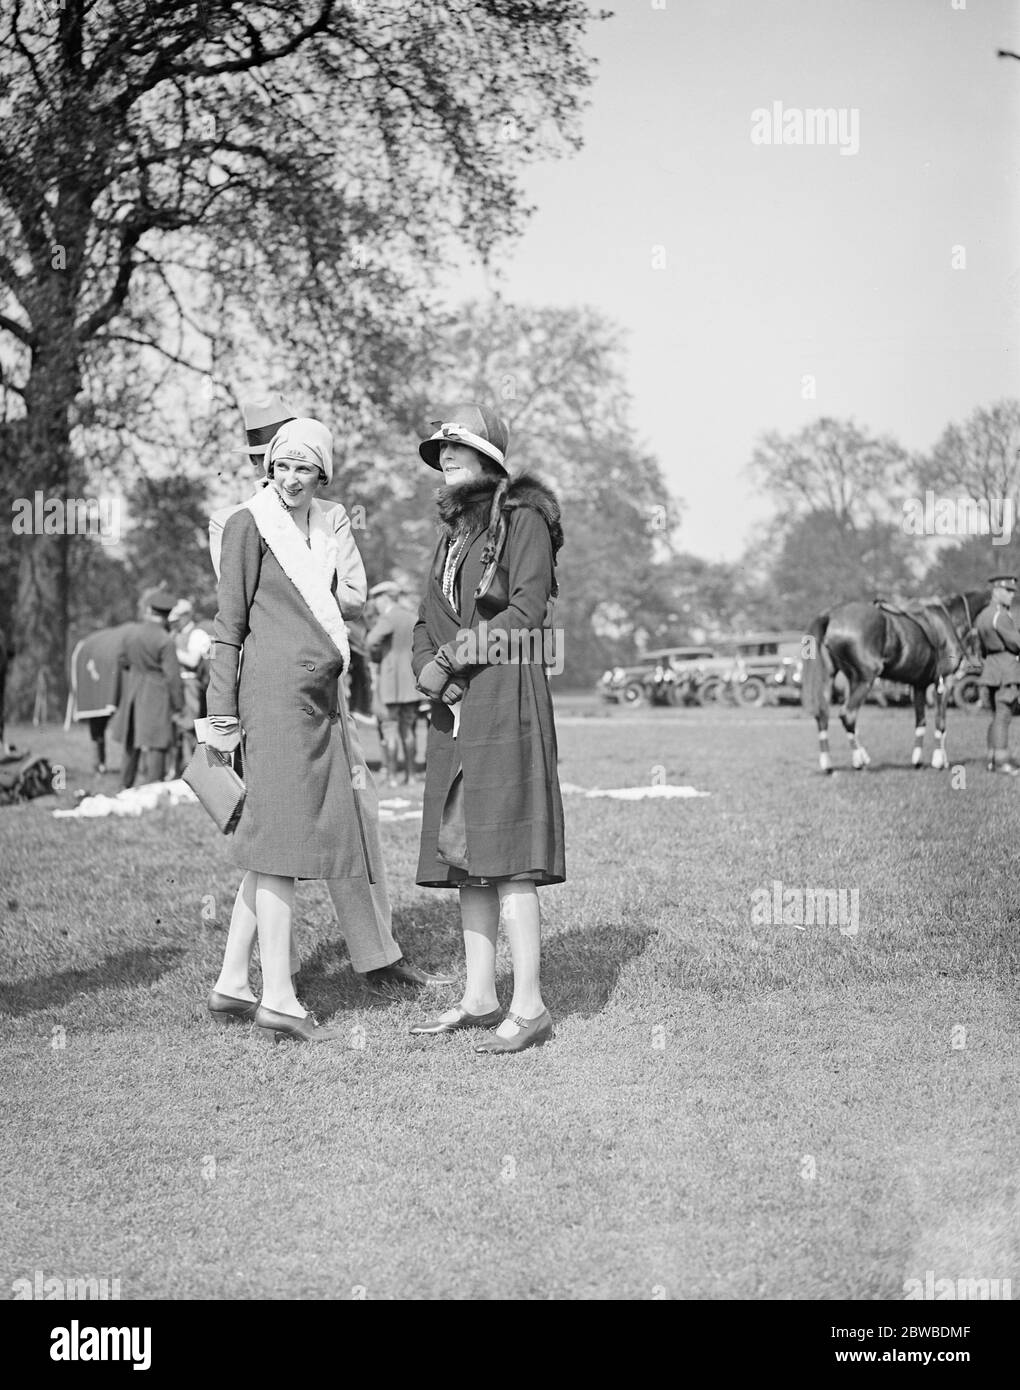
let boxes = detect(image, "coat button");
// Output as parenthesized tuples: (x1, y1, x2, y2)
(303, 661, 315, 670)
(303, 704, 315, 715)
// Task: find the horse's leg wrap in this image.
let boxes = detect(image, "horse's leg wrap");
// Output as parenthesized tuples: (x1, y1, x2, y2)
(932, 728, 948, 770)
(911, 724, 926, 768)
(818, 729, 832, 773)
(843, 717, 870, 769)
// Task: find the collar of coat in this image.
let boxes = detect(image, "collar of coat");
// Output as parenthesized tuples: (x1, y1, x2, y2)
(435, 470, 564, 557)
(246, 486, 350, 668)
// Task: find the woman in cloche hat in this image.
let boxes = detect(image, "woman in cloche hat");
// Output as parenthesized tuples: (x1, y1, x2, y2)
(203, 419, 385, 1043)
(409, 403, 566, 1054)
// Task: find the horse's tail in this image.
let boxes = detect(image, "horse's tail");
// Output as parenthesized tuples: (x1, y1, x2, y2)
(800, 613, 831, 719)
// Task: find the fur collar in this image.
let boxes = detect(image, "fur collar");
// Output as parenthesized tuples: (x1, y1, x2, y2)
(435, 471, 564, 556)
(246, 488, 350, 668)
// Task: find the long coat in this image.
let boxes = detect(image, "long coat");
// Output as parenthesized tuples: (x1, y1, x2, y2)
(412, 474, 565, 889)
(207, 500, 377, 881)
(110, 619, 183, 751)
(367, 602, 419, 705)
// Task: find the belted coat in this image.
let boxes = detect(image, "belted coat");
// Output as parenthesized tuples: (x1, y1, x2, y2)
(976, 602, 1020, 688)
(206, 491, 378, 881)
(412, 472, 566, 888)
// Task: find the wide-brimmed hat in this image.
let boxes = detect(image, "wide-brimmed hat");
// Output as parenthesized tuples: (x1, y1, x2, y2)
(168, 599, 194, 623)
(266, 417, 333, 484)
(988, 574, 1019, 592)
(143, 587, 176, 614)
(418, 402, 509, 471)
(230, 392, 299, 456)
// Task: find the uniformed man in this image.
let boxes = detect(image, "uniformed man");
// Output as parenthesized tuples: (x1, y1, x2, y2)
(169, 599, 212, 777)
(110, 587, 184, 788)
(976, 574, 1020, 774)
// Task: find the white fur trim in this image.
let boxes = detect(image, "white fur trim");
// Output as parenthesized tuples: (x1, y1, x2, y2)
(247, 488, 350, 668)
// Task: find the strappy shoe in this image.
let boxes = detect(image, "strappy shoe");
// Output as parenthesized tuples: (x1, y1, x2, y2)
(409, 1004, 503, 1035)
(474, 1010, 554, 1054)
(254, 1004, 340, 1044)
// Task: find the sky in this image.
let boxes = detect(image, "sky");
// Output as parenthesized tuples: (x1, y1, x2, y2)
(449, 0, 1020, 561)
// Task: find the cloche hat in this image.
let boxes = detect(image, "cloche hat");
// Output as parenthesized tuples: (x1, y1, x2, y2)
(266, 417, 334, 484)
(418, 402, 509, 472)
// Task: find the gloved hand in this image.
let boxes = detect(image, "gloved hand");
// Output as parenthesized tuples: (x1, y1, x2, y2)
(204, 722, 241, 754)
(440, 679, 467, 706)
(416, 660, 448, 700)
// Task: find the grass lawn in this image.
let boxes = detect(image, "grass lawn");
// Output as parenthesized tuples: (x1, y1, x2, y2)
(1, 698, 1017, 1300)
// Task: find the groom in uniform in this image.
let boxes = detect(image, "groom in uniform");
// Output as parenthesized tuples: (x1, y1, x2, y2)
(976, 574, 1020, 774)
(208, 393, 453, 995)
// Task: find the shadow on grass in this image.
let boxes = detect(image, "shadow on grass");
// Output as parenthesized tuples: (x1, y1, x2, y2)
(541, 923, 656, 1019)
(293, 904, 655, 1023)
(0, 945, 186, 1017)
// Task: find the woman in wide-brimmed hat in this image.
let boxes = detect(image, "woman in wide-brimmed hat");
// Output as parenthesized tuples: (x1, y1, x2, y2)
(409, 403, 565, 1054)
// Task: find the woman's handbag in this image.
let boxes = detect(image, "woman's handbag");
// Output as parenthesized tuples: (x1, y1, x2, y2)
(182, 743, 246, 834)
(436, 767, 469, 870)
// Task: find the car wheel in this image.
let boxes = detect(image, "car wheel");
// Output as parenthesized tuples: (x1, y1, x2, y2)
(697, 677, 723, 706)
(951, 676, 982, 713)
(622, 681, 645, 705)
(738, 677, 768, 707)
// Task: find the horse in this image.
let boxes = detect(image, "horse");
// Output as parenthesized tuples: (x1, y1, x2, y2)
(801, 591, 988, 773)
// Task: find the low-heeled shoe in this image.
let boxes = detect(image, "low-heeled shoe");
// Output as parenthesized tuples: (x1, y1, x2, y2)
(207, 990, 259, 1024)
(409, 1004, 503, 1035)
(362, 956, 458, 992)
(254, 1004, 340, 1044)
(474, 1009, 554, 1054)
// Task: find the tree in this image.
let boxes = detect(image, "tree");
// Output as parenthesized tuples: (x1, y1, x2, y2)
(0, 0, 604, 715)
(920, 534, 1020, 598)
(914, 399, 1020, 512)
(751, 417, 910, 533)
(766, 511, 919, 628)
(748, 416, 919, 622)
(375, 299, 683, 685)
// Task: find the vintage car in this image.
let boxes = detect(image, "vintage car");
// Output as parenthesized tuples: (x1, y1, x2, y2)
(641, 647, 720, 705)
(728, 631, 807, 706)
(598, 646, 717, 705)
(681, 632, 805, 707)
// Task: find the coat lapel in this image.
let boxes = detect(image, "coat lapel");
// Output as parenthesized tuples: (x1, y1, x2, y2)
(431, 526, 486, 624)
(247, 488, 350, 668)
